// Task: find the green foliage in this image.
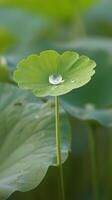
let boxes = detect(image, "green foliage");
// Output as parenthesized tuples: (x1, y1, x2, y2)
(0, 8, 49, 66)
(0, 1, 112, 199)
(13, 50, 96, 97)
(0, 57, 12, 83)
(0, 66, 10, 82)
(0, 0, 95, 20)
(85, 0, 112, 37)
(0, 28, 15, 53)
(59, 38, 112, 127)
(0, 84, 71, 200)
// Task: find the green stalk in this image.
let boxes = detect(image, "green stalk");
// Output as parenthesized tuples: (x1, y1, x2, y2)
(55, 96, 65, 200)
(87, 125, 99, 200)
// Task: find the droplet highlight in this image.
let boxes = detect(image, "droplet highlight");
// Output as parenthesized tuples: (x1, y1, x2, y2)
(71, 80, 75, 83)
(49, 74, 63, 85)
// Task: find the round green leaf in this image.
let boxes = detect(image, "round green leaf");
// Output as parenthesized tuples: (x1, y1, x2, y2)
(0, 84, 71, 200)
(13, 50, 96, 97)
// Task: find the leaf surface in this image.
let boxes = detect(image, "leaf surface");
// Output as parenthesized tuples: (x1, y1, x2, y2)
(0, 84, 71, 199)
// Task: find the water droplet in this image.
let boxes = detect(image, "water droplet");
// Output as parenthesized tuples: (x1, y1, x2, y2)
(49, 74, 63, 85)
(71, 80, 75, 83)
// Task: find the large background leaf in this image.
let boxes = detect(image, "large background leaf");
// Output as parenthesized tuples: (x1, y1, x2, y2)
(0, 84, 71, 200)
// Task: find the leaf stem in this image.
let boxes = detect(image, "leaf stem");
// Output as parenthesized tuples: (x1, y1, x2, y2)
(87, 125, 100, 200)
(55, 96, 65, 200)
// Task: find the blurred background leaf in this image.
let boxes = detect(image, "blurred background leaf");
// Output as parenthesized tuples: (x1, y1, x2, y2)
(0, 56, 14, 83)
(0, 28, 16, 53)
(0, 0, 96, 20)
(0, 84, 71, 200)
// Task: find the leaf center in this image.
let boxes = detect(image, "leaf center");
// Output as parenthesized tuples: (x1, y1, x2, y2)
(49, 74, 63, 85)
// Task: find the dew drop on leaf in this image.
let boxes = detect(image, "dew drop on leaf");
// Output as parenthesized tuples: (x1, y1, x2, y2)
(71, 80, 75, 83)
(49, 74, 63, 85)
